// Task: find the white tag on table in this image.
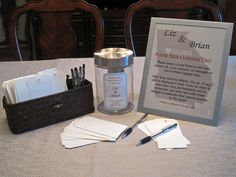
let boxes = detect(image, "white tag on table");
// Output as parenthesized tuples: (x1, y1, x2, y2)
(74, 116, 127, 140)
(138, 118, 190, 150)
(60, 116, 128, 149)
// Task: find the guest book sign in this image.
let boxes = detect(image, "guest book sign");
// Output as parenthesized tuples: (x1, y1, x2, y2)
(138, 18, 233, 126)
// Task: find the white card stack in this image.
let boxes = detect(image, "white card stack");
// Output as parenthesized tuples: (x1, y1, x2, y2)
(60, 116, 127, 149)
(2, 68, 67, 104)
(138, 118, 190, 150)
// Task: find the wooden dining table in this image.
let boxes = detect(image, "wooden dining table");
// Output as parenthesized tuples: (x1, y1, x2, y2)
(0, 56, 235, 177)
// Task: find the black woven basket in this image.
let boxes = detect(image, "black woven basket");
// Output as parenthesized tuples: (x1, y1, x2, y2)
(2, 79, 94, 134)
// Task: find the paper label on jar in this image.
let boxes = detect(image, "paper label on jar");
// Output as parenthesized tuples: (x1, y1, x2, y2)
(104, 72, 128, 111)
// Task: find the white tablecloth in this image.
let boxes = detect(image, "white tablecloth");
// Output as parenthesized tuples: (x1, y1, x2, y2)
(0, 56, 235, 177)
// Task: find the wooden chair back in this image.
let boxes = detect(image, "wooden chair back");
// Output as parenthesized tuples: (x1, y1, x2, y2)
(9, 0, 104, 60)
(124, 0, 222, 56)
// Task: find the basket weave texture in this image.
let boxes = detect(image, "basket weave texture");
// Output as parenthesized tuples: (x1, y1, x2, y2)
(2, 80, 94, 134)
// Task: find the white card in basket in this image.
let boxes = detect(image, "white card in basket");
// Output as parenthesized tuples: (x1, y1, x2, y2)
(38, 68, 67, 93)
(26, 74, 54, 100)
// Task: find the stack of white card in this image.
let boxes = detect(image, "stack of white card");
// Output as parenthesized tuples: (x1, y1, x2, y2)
(60, 116, 128, 149)
(138, 118, 190, 150)
(2, 68, 67, 104)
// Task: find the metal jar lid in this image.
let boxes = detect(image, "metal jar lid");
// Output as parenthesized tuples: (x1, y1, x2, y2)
(94, 48, 133, 68)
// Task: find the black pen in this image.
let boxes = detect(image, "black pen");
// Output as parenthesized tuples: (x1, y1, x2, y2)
(74, 67, 79, 88)
(82, 64, 85, 85)
(71, 68, 76, 89)
(79, 66, 82, 86)
(136, 123, 178, 146)
(121, 113, 148, 139)
(66, 74, 73, 90)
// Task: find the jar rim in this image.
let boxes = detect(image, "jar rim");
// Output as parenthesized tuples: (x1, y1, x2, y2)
(94, 48, 133, 68)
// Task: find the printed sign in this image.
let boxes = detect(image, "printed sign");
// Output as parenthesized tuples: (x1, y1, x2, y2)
(104, 72, 128, 110)
(138, 18, 233, 126)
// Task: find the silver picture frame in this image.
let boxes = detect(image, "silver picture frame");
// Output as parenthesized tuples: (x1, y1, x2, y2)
(138, 17, 233, 126)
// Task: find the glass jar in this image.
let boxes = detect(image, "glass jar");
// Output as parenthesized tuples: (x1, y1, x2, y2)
(94, 48, 134, 115)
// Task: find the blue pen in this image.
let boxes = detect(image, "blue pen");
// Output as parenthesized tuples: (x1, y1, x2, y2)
(136, 123, 178, 146)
